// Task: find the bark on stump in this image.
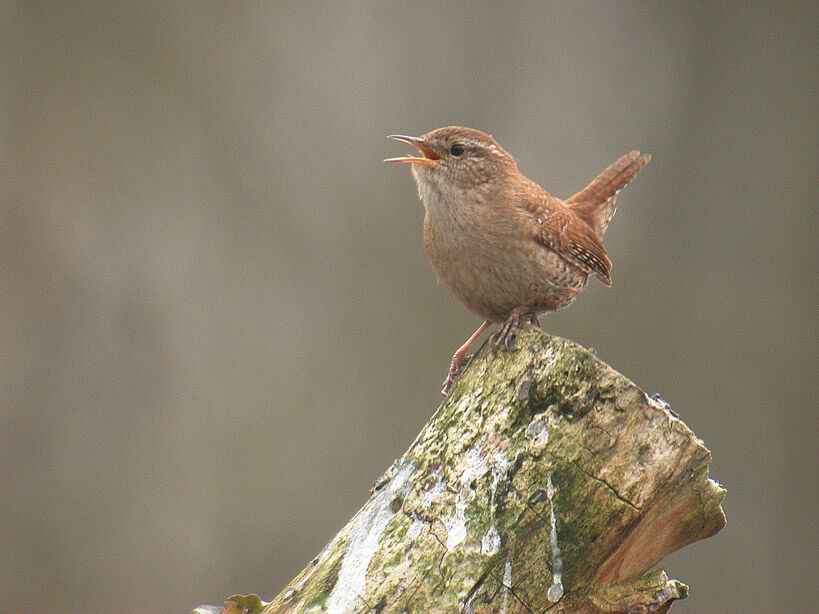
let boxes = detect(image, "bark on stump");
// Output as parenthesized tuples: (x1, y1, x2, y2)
(200, 326, 725, 613)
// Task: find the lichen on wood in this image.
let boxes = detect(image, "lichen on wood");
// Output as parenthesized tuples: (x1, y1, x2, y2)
(198, 325, 725, 614)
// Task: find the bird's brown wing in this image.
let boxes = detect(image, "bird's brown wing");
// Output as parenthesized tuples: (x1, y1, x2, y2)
(519, 194, 613, 286)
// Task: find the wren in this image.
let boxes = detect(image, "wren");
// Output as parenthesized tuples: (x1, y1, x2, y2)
(386, 126, 649, 394)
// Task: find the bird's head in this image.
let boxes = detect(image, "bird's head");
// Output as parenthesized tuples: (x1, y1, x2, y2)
(386, 126, 518, 200)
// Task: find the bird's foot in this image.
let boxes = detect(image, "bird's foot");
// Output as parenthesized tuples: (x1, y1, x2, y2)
(492, 309, 539, 350)
(441, 352, 473, 395)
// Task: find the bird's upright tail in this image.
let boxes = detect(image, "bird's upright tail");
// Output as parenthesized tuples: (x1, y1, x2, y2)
(566, 151, 650, 236)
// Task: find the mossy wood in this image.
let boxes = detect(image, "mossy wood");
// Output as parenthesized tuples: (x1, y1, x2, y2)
(203, 326, 725, 614)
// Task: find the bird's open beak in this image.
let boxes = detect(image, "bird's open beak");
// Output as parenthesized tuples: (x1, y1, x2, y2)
(385, 135, 441, 166)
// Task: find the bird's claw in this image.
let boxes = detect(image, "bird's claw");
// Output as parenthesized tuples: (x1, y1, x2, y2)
(441, 353, 472, 395)
(492, 320, 518, 349)
(492, 310, 538, 350)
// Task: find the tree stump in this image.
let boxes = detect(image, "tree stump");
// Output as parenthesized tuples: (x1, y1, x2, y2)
(197, 325, 725, 614)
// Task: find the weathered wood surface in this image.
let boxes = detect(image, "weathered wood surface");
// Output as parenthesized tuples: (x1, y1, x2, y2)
(199, 325, 725, 614)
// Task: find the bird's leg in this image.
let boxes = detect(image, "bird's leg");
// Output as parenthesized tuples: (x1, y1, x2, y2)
(441, 320, 491, 395)
(493, 307, 538, 350)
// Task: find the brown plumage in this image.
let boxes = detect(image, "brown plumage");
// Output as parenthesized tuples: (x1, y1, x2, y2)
(386, 126, 649, 393)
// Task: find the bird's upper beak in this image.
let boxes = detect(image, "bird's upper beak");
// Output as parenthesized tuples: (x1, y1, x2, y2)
(385, 135, 441, 166)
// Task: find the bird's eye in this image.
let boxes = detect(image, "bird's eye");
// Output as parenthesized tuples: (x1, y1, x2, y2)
(450, 143, 465, 157)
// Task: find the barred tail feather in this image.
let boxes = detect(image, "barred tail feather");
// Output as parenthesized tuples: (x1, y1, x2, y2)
(567, 151, 650, 236)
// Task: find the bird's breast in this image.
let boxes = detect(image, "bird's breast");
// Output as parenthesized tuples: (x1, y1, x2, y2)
(420, 189, 586, 321)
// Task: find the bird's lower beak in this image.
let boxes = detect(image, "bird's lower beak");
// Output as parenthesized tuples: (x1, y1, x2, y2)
(385, 134, 440, 166)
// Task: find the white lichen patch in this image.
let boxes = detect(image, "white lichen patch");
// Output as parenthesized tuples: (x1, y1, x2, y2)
(525, 412, 550, 451)
(546, 473, 564, 602)
(421, 479, 446, 509)
(446, 444, 512, 554)
(481, 524, 500, 555)
(488, 455, 510, 499)
(480, 455, 510, 556)
(407, 517, 424, 541)
(445, 492, 469, 551)
(501, 556, 513, 613)
(326, 463, 414, 614)
(458, 443, 491, 487)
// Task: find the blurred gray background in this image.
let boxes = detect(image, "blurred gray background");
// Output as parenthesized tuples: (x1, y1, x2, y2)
(1, 2, 816, 613)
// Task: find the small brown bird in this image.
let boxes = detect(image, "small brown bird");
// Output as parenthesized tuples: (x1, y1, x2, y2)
(386, 127, 649, 394)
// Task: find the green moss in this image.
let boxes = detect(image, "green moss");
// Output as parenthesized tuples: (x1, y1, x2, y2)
(299, 550, 344, 609)
(226, 594, 266, 614)
(390, 495, 404, 513)
(534, 342, 601, 420)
